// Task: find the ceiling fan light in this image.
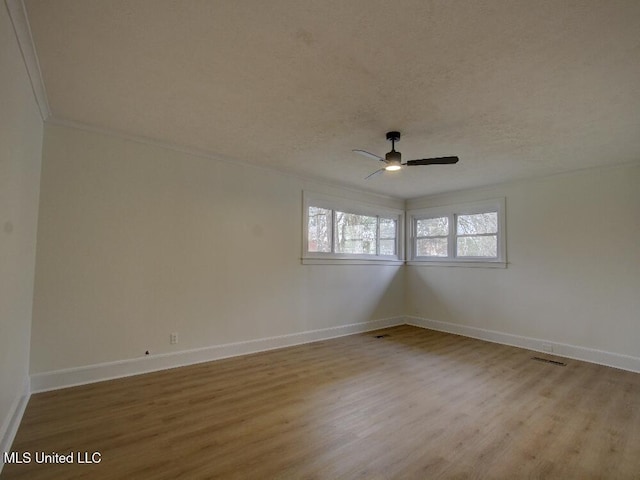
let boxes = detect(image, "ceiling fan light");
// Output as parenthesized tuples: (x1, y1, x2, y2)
(385, 164, 401, 171)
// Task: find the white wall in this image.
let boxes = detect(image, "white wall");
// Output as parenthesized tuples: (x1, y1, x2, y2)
(406, 164, 640, 360)
(29, 123, 640, 378)
(0, 1, 43, 452)
(30, 123, 405, 375)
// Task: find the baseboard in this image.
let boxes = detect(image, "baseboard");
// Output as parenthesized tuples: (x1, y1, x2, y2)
(29, 315, 640, 394)
(406, 316, 640, 373)
(31, 317, 405, 393)
(0, 376, 31, 474)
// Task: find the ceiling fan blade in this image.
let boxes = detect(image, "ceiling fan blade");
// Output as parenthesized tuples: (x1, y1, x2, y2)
(364, 168, 385, 180)
(406, 156, 459, 166)
(353, 149, 384, 161)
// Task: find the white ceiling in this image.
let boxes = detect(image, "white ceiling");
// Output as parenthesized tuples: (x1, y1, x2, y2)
(23, 0, 640, 199)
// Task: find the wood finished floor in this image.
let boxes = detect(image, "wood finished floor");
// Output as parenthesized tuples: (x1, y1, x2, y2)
(3, 325, 640, 479)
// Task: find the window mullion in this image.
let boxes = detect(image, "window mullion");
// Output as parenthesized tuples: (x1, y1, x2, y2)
(458, 233, 497, 238)
(331, 209, 336, 254)
(450, 213, 456, 259)
(376, 216, 380, 256)
(412, 217, 417, 260)
(416, 235, 448, 240)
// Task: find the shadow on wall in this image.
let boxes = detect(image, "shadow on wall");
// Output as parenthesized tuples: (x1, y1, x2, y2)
(367, 266, 405, 320)
(297, 264, 404, 332)
(405, 267, 456, 321)
(405, 266, 517, 330)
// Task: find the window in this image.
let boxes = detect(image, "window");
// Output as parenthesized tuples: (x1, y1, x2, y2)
(456, 212, 498, 257)
(308, 206, 331, 253)
(303, 192, 403, 265)
(407, 199, 506, 267)
(416, 217, 449, 257)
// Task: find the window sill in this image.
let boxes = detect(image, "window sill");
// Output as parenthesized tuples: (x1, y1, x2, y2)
(406, 260, 507, 268)
(302, 257, 404, 266)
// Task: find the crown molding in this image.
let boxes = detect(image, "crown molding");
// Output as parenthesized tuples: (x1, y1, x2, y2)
(5, 0, 50, 120)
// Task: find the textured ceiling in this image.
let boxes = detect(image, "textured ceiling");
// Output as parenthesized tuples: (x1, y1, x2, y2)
(24, 0, 640, 199)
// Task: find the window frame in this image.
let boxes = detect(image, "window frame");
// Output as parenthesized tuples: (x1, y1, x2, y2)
(407, 198, 506, 268)
(303, 192, 404, 265)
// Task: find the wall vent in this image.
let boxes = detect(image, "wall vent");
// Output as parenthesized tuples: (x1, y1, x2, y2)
(532, 356, 566, 366)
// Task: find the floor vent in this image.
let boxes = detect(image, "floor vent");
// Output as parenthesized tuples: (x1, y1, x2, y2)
(532, 356, 566, 366)
(374, 334, 390, 339)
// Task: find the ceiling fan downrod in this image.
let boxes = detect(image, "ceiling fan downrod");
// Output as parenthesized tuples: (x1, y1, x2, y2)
(385, 131, 402, 168)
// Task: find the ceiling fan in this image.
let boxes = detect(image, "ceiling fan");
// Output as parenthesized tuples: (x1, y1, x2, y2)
(353, 131, 459, 179)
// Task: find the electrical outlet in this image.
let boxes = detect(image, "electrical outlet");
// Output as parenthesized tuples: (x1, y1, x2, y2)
(170, 333, 178, 345)
(542, 343, 553, 353)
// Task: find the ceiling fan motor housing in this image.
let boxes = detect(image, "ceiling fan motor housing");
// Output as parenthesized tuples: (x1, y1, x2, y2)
(385, 150, 401, 163)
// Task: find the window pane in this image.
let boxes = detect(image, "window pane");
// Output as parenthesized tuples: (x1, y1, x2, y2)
(379, 218, 397, 239)
(416, 238, 448, 257)
(379, 218, 396, 255)
(380, 239, 396, 256)
(335, 212, 377, 254)
(417, 217, 448, 237)
(308, 206, 331, 253)
(456, 212, 497, 235)
(457, 235, 497, 257)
